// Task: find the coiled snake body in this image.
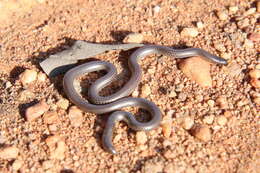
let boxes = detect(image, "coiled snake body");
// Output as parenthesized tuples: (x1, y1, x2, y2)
(63, 45, 227, 154)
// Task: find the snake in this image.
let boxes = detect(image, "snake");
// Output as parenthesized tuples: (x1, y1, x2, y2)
(63, 45, 227, 154)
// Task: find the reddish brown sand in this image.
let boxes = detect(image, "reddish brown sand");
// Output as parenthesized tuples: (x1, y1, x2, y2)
(0, 0, 259, 172)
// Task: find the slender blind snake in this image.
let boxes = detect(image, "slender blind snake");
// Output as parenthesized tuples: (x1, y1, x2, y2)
(63, 45, 227, 154)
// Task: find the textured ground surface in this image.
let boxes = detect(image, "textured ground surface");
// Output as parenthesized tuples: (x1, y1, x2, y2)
(0, 0, 259, 172)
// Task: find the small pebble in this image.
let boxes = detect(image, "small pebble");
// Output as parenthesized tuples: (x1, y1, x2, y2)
(136, 131, 147, 145)
(229, 6, 238, 13)
(216, 115, 228, 126)
(141, 84, 151, 97)
(179, 56, 212, 87)
(203, 115, 215, 124)
(45, 135, 66, 160)
(191, 124, 212, 142)
(216, 96, 229, 109)
(207, 100, 215, 107)
(68, 106, 84, 127)
(0, 146, 19, 159)
(123, 33, 143, 43)
(37, 72, 47, 82)
(5, 81, 12, 89)
(248, 33, 260, 42)
(20, 69, 38, 86)
(216, 11, 228, 20)
(43, 111, 59, 124)
(180, 116, 194, 130)
(243, 8, 256, 16)
(12, 160, 23, 171)
(161, 121, 172, 138)
(169, 90, 177, 97)
(132, 89, 139, 97)
(25, 100, 50, 121)
(196, 21, 204, 29)
(249, 69, 260, 79)
(153, 5, 160, 13)
(181, 28, 199, 37)
(56, 98, 69, 110)
(18, 90, 34, 101)
(250, 78, 260, 88)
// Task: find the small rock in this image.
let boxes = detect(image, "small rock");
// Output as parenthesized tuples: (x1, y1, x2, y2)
(161, 121, 172, 138)
(216, 115, 227, 126)
(250, 78, 260, 88)
(180, 116, 194, 130)
(169, 90, 177, 98)
(181, 28, 199, 37)
(123, 33, 143, 43)
(203, 115, 215, 124)
(216, 11, 228, 20)
(43, 111, 59, 124)
(224, 111, 232, 118)
(163, 150, 175, 159)
(12, 160, 23, 171)
(196, 21, 204, 29)
(244, 39, 254, 49)
(216, 96, 229, 109)
(214, 43, 226, 52)
(48, 124, 58, 132)
(248, 33, 260, 42)
(56, 98, 69, 110)
(0, 146, 19, 159)
(141, 84, 151, 97)
(257, 1, 260, 13)
(207, 100, 215, 107)
(136, 131, 147, 145)
(229, 6, 238, 13)
(5, 81, 12, 89)
(179, 56, 212, 87)
(243, 8, 256, 16)
(249, 69, 260, 79)
(132, 89, 139, 97)
(45, 135, 66, 160)
(25, 100, 50, 121)
(68, 106, 84, 127)
(221, 52, 232, 60)
(20, 69, 38, 86)
(37, 72, 47, 82)
(153, 5, 160, 13)
(191, 124, 212, 142)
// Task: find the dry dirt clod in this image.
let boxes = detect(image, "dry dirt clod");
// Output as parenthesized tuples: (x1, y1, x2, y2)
(221, 52, 232, 60)
(136, 131, 147, 145)
(181, 27, 199, 37)
(20, 69, 38, 86)
(179, 56, 212, 87)
(190, 124, 212, 142)
(56, 98, 69, 110)
(214, 43, 226, 52)
(0, 146, 19, 159)
(68, 106, 84, 127)
(196, 21, 204, 29)
(45, 135, 66, 160)
(123, 33, 144, 43)
(229, 6, 238, 13)
(43, 111, 59, 124)
(248, 33, 260, 42)
(37, 72, 47, 82)
(25, 100, 50, 121)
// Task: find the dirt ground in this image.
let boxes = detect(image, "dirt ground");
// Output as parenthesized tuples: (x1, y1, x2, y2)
(0, 0, 259, 172)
